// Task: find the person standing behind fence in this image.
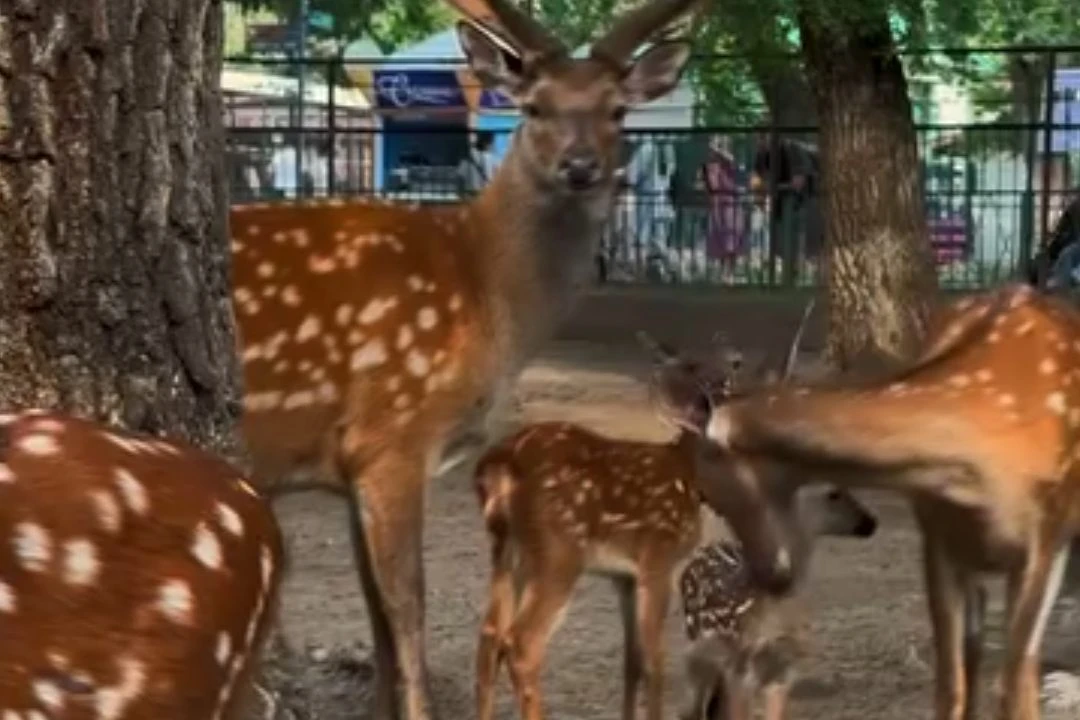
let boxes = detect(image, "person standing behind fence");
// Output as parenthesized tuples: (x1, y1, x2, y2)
(749, 133, 823, 281)
(702, 135, 747, 282)
(457, 131, 497, 197)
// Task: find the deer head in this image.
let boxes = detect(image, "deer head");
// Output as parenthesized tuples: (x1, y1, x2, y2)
(449, 0, 704, 194)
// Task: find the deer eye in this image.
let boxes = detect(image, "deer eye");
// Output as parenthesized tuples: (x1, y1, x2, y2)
(611, 105, 627, 122)
(523, 102, 542, 119)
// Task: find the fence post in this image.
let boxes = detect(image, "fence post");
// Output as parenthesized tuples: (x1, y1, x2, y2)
(328, 57, 337, 196)
(1036, 48, 1058, 275)
(766, 128, 780, 288)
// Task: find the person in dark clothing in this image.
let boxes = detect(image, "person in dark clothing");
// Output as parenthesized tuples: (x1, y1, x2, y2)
(748, 134, 823, 272)
(1030, 191, 1080, 288)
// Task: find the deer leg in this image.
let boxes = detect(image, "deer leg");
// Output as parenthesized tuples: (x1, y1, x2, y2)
(476, 531, 517, 720)
(346, 485, 401, 719)
(962, 582, 988, 720)
(722, 675, 752, 720)
(636, 573, 672, 720)
(613, 575, 643, 720)
(506, 570, 578, 720)
(680, 641, 723, 720)
(921, 527, 970, 720)
(350, 453, 435, 720)
(997, 535, 1071, 720)
(761, 680, 791, 720)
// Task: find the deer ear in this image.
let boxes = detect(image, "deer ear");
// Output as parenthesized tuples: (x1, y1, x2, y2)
(649, 361, 711, 434)
(457, 21, 528, 97)
(636, 330, 680, 366)
(621, 40, 692, 105)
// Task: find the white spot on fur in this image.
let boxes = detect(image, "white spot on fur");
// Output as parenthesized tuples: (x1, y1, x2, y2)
(62, 538, 100, 586)
(256, 262, 275, 278)
(192, 523, 224, 570)
(158, 579, 194, 624)
(351, 339, 388, 371)
(89, 490, 122, 533)
(215, 502, 244, 537)
(0, 463, 13, 483)
(296, 315, 322, 343)
(308, 254, 337, 273)
(216, 631, 233, 666)
(998, 394, 1017, 408)
(261, 545, 275, 587)
(1047, 392, 1068, 416)
(281, 285, 302, 306)
(1040, 358, 1059, 376)
(448, 294, 463, 312)
(405, 349, 431, 377)
(32, 680, 63, 711)
(19, 434, 58, 456)
(406, 275, 425, 291)
(975, 368, 994, 383)
(394, 394, 411, 409)
(113, 468, 149, 515)
(417, 307, 438, 330)
(396, 325, 414, 350)
(335, 305, 354, 327)
(13, 522, 52, 572)
(95, 656, 147, 720)
(0, 580, 15, 613)
(358, 297, 397, 325)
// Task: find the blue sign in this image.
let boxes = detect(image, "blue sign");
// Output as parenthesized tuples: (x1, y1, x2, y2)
(1051, 68, 1080, 153)
(372, 70, 466, 110)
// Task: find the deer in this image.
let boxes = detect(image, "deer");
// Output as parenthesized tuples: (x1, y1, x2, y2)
(469, 300, 824, 720)
(650, 282, 1080, 720)
(678, 485, 877, 720)
(227, 1, 707, 718)
(0, 409, 284, 720)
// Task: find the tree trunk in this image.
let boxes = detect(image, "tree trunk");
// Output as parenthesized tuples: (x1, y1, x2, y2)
(0, 0, 242, 459)
(749, 56, 817, 129)
(797, 5, 939, 369)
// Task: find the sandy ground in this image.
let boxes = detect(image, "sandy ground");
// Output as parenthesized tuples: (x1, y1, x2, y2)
(253, 336, 1080, 720)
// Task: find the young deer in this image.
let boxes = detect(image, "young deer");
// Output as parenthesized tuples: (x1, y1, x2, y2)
(678, 485, 877, 720)
(654, 283, 1080, 720)
(228, 0, 705, 717)
(0, 409, 284, 720)
(470, 303, 815, 720)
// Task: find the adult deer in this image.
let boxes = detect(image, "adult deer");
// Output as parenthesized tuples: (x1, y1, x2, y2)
(654, 283, 1080, 720)
(0, 410, 284, 720)
(228, 0, 705, 717)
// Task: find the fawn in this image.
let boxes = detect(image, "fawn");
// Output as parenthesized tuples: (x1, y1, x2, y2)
(0, 409, 284, 720)
(678, 485, 877, 720)
(470, 303, 817, 720)
(228, 1, 707, 717)
(653, 283, 1080, 720)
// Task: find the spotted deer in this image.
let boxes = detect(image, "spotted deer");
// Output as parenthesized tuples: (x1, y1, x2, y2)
(678, 485, 877, 720)
(470, 303, 815, 720)
(653, 282, 1080, 720)
(0, 409, 284, 720)
(228, 0, 706, 717)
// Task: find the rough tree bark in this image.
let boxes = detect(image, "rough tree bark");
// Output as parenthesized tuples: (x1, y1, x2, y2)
(797, 5, 939, 368)
(0, 0, 242, 459)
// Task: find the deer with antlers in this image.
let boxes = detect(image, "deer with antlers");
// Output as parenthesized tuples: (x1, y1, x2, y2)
(0, 409, 284, 720)
(228, 0, 706, 717)
(651, 282, 1080, 720)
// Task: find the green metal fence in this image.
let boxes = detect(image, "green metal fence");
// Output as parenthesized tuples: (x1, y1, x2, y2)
(223, 47, 1080, 290)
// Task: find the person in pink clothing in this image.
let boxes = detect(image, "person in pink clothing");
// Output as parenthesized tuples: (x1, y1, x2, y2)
(702, 135, 747, 280)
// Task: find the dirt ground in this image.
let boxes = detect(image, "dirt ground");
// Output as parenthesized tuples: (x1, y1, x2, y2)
(254, 289, 1080, 720)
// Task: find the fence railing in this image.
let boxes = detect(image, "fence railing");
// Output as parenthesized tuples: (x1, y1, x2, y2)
(223, 48, 1080, 290)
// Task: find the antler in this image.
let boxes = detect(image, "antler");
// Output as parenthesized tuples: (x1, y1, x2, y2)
(590, 0, 707, 66)
(781, 298, 816, 382)
(443, 0, 566, 56)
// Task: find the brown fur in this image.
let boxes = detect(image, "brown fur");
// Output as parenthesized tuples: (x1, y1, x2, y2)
(0, 410, 285, 720)
(675, 283, 1080, 720)
(228, 2, 704, 718)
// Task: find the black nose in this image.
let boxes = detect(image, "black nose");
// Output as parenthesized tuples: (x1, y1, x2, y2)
(855, 515, 878, 538)
(559, 156, 601, 189)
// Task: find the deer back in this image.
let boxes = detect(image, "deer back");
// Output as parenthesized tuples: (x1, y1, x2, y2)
(475, 422, 704, 571)
(0, 410, 284, 720)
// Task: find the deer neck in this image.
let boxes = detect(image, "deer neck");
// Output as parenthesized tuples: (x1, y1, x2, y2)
(469, 136, 616, 371)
